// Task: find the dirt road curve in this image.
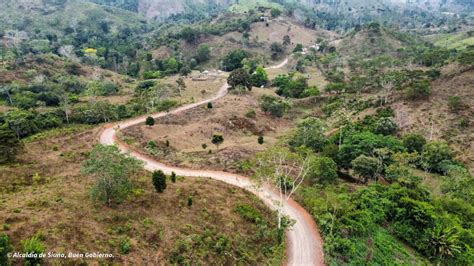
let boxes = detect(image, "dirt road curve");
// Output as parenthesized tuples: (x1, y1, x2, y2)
(99, 59, 325, 265)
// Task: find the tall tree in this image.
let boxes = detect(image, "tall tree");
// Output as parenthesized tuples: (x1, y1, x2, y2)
(0, 127, 22, 163)
(81, 145, 143, 206)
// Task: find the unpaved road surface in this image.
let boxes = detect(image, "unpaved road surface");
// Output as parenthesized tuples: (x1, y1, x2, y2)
(99, 59, 324, 265)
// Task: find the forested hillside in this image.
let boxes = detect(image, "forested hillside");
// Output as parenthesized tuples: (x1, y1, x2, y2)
(1, 0, 473, 265)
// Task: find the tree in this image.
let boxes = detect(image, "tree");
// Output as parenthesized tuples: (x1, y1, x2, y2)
(270, 42, 285, 59)
(258, 136, 264, 145)
(170, 171, 177, 183)
(251, 66, 269, 87)
(293, 44, 304, 53)
(222, 49, 248, 71)
(0, 127, 22, 163)
(0, 234, 11, 265)
(255, 147, 311, 228)
(352, 155, 381, 183)
(260, 95, 290, 117)
(152, 170, 167, 193)
(227, 68, 252, 90)
(211, 134, 224, 151)
(290, 117, 327, 152)
(207, 102, 213, 109)
(309, 156, 338, 184)
(180, 26, 200, 43)
(145, 116, 155, 127)
(271, 8, 282, 17)
(421, 141, 453, 173)
(403, 133, 426, 153)
(81, 145, 143, 206)
(404, 79, 431, 100)
(196, 44, 211, 63)
(374, 117, 398, 136)
(176, 77, 186, 96)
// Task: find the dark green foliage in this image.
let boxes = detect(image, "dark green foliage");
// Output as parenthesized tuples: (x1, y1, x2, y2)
(211, 134, 224, 149)
(351, 155, 381, 182)
(421, 141, 453, 173)
(119, 237, 131, 254)
(271, 8, 282, 17)
(290, 117, 327, 152)
(145, 116, 155, 127)
(251, 66, 268, 87)
(227, 68, 252, 90)
(457, 47, 474, 65)
(293, 44, 303, 53)
(258, 136, 264, 145)
(187, 196, 193, 207)
(374, 117, 397, 135)
(272, 74, 309, 98)
(22, 235, 45, 265)
(0, 234, 11, 266)
(152, 170, 167, 193)
(337, 131, 405, 169)
(180, 26, 200, 43)
(403, 133, 426, 153)
(221, 49, 248, 71)
(270, 42, 285, 59)
(234, 204, 262, 223)
(171, 171, 176, 183)
(195, 44, 211, 63)
(0, 127, 22, 163)
(404, 79, 431, 100)
(259, 95, 290, 117)
(207, 102, 213, 109)
(309, 156, 338, 184)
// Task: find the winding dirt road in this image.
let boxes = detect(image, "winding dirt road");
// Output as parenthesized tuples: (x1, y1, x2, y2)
(99, 59, 325, 265)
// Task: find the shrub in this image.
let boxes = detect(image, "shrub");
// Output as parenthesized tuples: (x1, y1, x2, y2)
(352, 155, 381, 183)
(258, 136, 264, 145)
(290, 117, 327, 152)
(245, 109, 256, 119)
(259, 95, 290, 117)
(448, 96, 464, 113)
(222, 49, 248, 71)
(402, 133, 426, 153)
(187, 196, 193, 207)
(119, 237, 131, 254)
(374, 117, 397, 136)
(309, 156, 338, 184)
(171, 172, 176, 183)
(227, 68, 252, 90)
(0, 234, 11, 265)
(421, 141, 453, 173)
(22, 235, 45, 265)
(207, 102, 213, 109)
(404, 79, 431, 100)
(145, 116, 155, 127)
(152, 170, 167, 193)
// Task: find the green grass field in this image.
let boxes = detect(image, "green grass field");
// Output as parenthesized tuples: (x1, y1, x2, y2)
(425, 31, 474, 50)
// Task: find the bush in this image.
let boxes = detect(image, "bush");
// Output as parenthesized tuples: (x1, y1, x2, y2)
(119, 237, 131, 254)
(404, 79, 431, 100)
(421, 141, 453, 173)
(258, 136, 264, 145)
(448, 96, 464, 113)
(22, 235, 45, 265)
(171, 172, 176, 183)
(145, 116, 155, 127)
(352, 155, 381, 182)
(222, 49, 248, 71)
(290, 117, 327, 152)
(143, 71, 162, 79)
(228, 68, 252, 90)
(0, 234, 11, 265)
(152, 170, 167, 193)
(402, 133, 426, 153)
(259, 95, 290, 117)
(374, 117, 398, 136)
(309, 156, 338, 184)
(207, 102, 213, 109)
